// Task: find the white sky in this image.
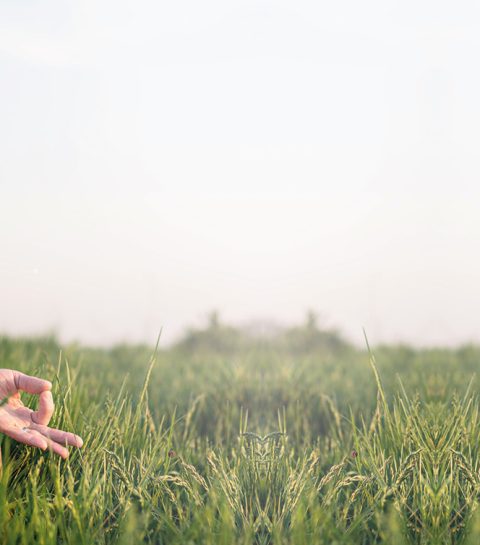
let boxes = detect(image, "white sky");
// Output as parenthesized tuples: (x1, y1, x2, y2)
(1, 0, 480, 346)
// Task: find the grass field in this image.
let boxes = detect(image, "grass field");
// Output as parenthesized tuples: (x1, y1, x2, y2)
(1, 316, 480, 544)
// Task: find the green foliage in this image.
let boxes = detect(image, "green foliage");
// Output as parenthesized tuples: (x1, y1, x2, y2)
(0, 318, 479, 544)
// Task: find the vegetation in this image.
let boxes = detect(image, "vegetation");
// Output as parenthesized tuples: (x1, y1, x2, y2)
(0, 314, 479, 544)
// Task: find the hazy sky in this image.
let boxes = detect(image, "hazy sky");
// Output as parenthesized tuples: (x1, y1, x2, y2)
(2, 0, 480, 346)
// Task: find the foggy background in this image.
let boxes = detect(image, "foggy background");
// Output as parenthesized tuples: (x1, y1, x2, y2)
(1, 0, 480, 347)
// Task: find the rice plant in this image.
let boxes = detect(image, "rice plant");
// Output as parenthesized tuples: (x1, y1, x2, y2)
(0, 322, 479, 544)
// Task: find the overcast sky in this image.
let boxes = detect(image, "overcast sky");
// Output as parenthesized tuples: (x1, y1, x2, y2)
(1, 0, 480, 346)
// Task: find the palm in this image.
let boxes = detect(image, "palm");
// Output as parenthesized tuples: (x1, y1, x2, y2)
(0, 369, 83, 458)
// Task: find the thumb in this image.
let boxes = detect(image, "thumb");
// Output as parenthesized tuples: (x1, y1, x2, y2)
(32, 391, 55, 426)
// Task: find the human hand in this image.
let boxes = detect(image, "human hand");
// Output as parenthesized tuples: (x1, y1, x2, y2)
(0, 369, 83, 459)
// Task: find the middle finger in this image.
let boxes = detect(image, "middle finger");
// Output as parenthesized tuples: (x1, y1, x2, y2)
(30, 422, 83, 448)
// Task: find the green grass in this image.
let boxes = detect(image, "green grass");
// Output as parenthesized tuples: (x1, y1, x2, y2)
(1, 319, 480, 544)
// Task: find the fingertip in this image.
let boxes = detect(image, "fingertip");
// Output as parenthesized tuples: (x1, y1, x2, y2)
(54, 443, 70, 459)
(64, 433, 83, 448)
(43, 390, 54, 405)
(35, 438, 48, 451)
(33, 390, 55, 426)
(47, 443, 69, 459)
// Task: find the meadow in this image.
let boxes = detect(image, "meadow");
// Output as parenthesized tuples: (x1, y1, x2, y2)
(1, 314, 480, 544)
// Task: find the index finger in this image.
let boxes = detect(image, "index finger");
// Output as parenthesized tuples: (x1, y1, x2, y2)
(13, 371, 52, 394)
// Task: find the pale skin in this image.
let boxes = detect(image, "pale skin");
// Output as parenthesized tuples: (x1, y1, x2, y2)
(0, 369, 83, 459)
